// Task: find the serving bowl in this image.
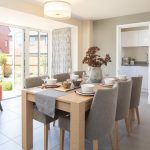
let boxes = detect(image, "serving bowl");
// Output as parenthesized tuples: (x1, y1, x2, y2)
(62, 81, 71, 89)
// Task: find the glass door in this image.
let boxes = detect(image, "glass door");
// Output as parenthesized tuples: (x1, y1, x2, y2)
(25, 30, 48, 78)
(39, 32, 48, 75)
(13, 28, 24, 89)
(28, 31, 39, 77)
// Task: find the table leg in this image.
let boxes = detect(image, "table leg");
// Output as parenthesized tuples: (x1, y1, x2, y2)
(70, 102, 85, 150)
(22, 90, 33, 150)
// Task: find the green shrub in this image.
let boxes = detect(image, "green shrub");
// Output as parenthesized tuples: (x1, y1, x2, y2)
(0, 81, 12, 91)
(0, 53, 7, 65)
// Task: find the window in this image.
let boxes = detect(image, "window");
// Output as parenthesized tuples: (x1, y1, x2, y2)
(28, 31, 48, 77)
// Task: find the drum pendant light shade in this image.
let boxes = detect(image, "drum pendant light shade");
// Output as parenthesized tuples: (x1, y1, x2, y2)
(44, 1, 71, 19)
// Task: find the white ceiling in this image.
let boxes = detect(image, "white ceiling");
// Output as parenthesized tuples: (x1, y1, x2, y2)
(24, 0, 150, 20)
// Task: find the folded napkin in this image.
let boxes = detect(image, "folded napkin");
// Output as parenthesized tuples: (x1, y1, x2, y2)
(35, 89, 68, 118)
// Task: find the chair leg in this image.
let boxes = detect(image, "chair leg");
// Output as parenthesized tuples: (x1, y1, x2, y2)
(131, 108, 136, 121)
(135, 107, 140, 124)
(110, 132, 117, 150)
(115, 121, 119, 150)
(129, 109, 133, 132)
(93, 139, 98, 150)
(44, 124, 49, 150)
(125, 117, 131, 136)
(60, 128, 65, 150)
(0, 102, 3, 111)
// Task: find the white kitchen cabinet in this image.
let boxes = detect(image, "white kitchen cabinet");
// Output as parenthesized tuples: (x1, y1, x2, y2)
(139, 30, 149, 46)
(120, 66, 148, 91)
(136, 66, 148, 91)
(121, 30, 149, 47)
(121, 31, 138, 47)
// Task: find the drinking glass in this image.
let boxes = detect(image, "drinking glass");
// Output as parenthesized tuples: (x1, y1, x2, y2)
(42, 77, 48, 85)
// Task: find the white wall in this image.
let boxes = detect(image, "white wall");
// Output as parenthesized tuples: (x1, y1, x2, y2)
(0, 7, 72, 31)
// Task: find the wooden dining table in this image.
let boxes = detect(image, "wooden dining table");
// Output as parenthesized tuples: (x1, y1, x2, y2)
(22, 85, 100, 150)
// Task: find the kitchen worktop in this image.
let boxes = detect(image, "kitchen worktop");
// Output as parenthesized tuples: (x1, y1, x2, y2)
(122, 61, 148, 66)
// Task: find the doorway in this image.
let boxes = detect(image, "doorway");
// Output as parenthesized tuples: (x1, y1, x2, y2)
(116, 22, 150, 103)
(0, 25, 24, 99)
(0, 25, 49, 99)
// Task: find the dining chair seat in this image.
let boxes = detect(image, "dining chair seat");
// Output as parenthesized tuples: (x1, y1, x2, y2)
(33, 106, 57, 124)
(59, 84, 118, 150)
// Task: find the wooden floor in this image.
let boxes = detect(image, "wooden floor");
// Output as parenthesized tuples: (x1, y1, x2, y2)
(0, 93, 150, 150)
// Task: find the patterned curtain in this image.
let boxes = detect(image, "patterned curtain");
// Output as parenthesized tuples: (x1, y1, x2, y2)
(52, 28, 72, 75)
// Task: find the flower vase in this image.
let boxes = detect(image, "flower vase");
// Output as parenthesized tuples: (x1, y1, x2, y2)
(89, 67, 103, 83)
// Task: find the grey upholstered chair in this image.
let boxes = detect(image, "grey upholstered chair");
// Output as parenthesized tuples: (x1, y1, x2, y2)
(115, 79, 132, 148)
(130, 76, 142, 130)
(53, 73, 70, 82)
(24, 75, 49, 88)
(59, 84, 118, 150)
(73, 70, 85, 78)
(24, 75, 58, 150)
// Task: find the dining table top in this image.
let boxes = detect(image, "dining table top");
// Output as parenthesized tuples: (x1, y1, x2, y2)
(23, 83, 110, 104)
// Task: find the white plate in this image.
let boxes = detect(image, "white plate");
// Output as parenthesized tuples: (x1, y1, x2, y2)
(119, 78, 128, 81)
(75, 89, 95, 96)
(100, 83, 113, 87)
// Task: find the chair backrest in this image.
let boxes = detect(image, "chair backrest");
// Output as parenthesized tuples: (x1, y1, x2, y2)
(116, 79, 132, 121)
(86, 84, 118, 140)
(73, 71, 85, 78)
(24, 75, 49, 88)
(53, 73, 70, 82)
(130, 76, 143, 108)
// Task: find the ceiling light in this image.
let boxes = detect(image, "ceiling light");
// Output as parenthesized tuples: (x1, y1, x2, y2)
(44, 1, 71, 20)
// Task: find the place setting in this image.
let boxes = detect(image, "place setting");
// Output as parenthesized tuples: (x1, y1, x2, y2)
(100, 74, 128, 88)
(41, 74, 83, 92)
(41, 78, 61, 89)
(75, 84, 95, 96)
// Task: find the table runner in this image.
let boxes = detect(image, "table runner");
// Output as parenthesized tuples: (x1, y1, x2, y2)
(35, 89, 69, 118)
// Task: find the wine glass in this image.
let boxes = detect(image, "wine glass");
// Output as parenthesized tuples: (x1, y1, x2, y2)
(82, 72, 89, 83)
(42, 77, 48, 85)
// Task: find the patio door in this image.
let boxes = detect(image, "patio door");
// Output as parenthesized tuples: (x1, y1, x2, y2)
(25, 30, 48, 78)
(13, 28, 24, 89)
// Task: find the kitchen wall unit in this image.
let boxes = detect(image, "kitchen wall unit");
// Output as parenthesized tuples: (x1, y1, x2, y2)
(122, 30, 149, 47)
(121, 66, 148, 92)
(117, 24, 150, 94)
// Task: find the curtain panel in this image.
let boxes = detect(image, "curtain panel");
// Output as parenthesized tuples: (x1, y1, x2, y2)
(52, 28, 72, 75)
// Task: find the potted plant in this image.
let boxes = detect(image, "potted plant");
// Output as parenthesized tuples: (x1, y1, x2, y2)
(0, 53, 12, 78)
(82, 46, 111, 83)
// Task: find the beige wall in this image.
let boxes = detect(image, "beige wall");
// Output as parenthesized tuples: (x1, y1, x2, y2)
(93, 12, 150, 76)
(0, 0, 93, 71)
